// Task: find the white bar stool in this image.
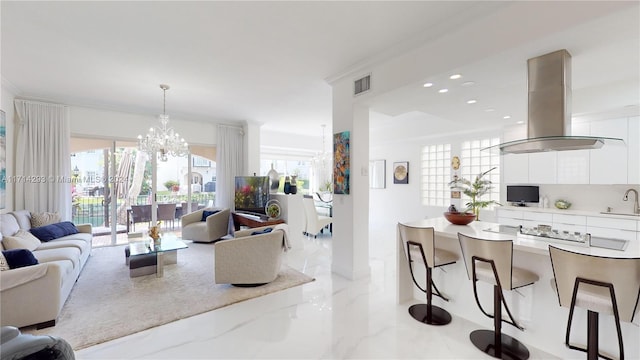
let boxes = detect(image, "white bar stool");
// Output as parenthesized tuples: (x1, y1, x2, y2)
(398, 223, 458, 325)
(549, 245, 640, 360)
(458, 233, 539, 360)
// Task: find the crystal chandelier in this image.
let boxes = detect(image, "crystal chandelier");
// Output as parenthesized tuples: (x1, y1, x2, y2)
(137, 84, 189, 161)
(312, 124, 332, 191)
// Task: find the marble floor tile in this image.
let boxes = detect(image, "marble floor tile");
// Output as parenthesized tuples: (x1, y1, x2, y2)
(77, 231, 558, 360)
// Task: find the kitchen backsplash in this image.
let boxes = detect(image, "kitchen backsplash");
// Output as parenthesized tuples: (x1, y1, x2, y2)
(531, 184, 639, 213)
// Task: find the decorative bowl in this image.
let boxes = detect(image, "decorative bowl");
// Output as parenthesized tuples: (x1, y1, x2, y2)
(443, 212, 476, 225)
(265, 199, 282, 220)
(554, 199, 571, 210)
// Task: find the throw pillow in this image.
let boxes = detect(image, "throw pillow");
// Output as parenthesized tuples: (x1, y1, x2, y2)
(30, 211, 61, 228)
(30, 221, 79, 242)
(2, 249, 39, 269)
(201, 210, 220, 221)
(2, 230, 42, 251)
(251, 227, 273, 235)
(0, 252, 10, 271)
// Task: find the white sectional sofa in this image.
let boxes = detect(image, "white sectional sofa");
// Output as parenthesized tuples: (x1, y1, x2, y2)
(0, 210, 92, 329)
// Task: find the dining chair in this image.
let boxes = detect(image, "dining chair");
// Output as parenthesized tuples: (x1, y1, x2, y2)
(157, 203, 177, 230)
(130, 204, 152, 232)
(302, 197, 332, 237)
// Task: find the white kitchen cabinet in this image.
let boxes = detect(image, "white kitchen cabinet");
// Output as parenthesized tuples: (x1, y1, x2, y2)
(552, 213, 587, 233)
(521, 211, 553, 228)
(587, 216, 638, 241)
(628, 116, 640, 184)
(556, 150, 589, 184)
(496, 207, 640, 241)
(502, 154, 528, 184)
(589, 118, 628, 184)
(496, 208, 523, 227)
(528, 152, 557, 184)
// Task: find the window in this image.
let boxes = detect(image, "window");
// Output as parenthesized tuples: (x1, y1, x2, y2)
(421, 144, 451, 206)
(192, 156, 211, 167)
(260, 159, 312, 194)
(85, 171, 98, 184)
(460, 138, 501, 207)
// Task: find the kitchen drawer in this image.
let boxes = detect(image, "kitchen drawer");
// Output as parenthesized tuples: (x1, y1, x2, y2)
(587, 226, 637, 241)
(553, 214, 587, 226)
(496, 209, 523, 220)
(498, 217, 523, 227)
(587, 216, 638, 231)
(522, 219, 552, 228)
(553, 222, 587, 234)
(523, 211, 553, 223)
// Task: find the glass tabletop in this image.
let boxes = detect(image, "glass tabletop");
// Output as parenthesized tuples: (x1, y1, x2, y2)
(129, 234, 188, 256)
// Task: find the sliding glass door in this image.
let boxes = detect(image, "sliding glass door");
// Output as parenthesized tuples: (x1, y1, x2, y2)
(71, 138, 216, 247)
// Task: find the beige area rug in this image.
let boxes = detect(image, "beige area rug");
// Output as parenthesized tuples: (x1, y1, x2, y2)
(24, 243, 314, 350)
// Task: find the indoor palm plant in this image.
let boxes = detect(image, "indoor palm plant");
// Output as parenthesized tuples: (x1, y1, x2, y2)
(449, 167, 500, 220)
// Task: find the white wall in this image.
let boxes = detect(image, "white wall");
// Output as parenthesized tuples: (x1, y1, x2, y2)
(70, 106, 217, 146)
(369, 112, 501, 237)
(260, 129, 326, 159)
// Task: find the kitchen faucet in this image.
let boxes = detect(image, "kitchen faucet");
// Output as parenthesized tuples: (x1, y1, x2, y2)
(622, 188, 640, 214)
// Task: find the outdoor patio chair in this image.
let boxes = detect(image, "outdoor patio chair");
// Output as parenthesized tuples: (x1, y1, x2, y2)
(157, 203, 177, 230)
(130, 204, 151, 232)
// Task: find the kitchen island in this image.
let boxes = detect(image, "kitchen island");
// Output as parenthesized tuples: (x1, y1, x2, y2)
(397, 217, 639, 359)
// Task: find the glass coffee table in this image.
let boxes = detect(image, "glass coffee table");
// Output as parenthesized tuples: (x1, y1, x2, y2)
(128, 234, 188, 277)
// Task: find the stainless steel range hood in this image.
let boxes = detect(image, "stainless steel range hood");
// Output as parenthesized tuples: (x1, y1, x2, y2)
(487, 49, 623, 154)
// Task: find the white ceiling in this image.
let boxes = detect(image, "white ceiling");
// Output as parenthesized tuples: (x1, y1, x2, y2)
(2, 1, 639, 139)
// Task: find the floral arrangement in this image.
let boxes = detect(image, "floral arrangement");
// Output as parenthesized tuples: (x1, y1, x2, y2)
(266, 203, 281, 219)
(148, 222, 161, 241)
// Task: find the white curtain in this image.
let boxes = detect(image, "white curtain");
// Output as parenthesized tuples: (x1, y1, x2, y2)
(14, 100, 71, 220)
(215, 125, 245, 210)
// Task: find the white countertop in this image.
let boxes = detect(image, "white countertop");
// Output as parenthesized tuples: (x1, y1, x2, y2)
(401, 217, 639, 258)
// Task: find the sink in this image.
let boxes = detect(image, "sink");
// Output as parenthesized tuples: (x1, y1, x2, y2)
(599, 212, 640, 217)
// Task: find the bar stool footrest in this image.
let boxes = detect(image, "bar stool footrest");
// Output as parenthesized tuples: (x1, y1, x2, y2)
(470, 329, 530, 360)
(408, 304, 452, 326)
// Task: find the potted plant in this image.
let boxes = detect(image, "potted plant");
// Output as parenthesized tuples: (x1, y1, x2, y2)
(449, 167, 501, 220)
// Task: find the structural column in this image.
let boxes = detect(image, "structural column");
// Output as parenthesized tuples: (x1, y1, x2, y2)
(331, 79, 371, 279)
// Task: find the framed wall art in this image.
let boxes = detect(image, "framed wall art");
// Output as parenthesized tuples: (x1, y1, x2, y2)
(369, 159, 386, 189)
(333, 131, 350, 194)
(393, 161, 409, 184)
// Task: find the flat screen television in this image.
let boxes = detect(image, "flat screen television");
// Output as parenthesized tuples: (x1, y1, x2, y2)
(507, 185, 539, 206)
(234, 176, 269, 214)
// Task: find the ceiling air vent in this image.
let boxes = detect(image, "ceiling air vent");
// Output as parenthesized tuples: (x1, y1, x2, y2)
(354, 74, 371, 96)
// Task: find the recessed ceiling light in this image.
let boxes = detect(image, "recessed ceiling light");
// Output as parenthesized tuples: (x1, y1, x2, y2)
(516, 120, 525, 124)
(438, 88, 449, 93)
(423, 82, 433, 88)
(462, 81, 475, 87)
(503, 115, 511, 119)
(466, 99, 477, 104)
(449, 74, 462, 80)
(485, 108, 495, 112)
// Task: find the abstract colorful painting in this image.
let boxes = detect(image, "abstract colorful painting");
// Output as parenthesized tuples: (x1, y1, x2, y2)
(333, 131, 350, 194)
(0, 110, 5, 209)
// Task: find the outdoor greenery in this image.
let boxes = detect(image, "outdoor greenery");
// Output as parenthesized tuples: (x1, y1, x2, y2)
(163, 180, 180, 191)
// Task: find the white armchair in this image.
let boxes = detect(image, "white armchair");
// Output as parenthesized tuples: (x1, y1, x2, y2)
(181, 208, 231, 243)
(214, 225, 287, 286)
